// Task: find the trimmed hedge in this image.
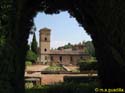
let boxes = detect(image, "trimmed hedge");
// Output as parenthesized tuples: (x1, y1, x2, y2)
(64, 76, 98, 83)
(26, 82, 99, 93)
(78, 62, 98, 71)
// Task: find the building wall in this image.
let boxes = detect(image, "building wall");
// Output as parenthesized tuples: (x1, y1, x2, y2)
(40, 42, 50, 53)
(62, 55, 70, 65)
(50, 54, 85, 65)
(40, 54, 50, 64)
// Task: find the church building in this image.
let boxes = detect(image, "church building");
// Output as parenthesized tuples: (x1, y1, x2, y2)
(38, 28, 90, 65)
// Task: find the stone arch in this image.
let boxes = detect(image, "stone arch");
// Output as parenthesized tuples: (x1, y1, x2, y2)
(1, 0, 125, 92)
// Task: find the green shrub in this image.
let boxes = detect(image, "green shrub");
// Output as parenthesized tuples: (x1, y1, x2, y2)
(78, 60, 98, 71)
(26, 50, 37, 63)
(25, 82, 34, 89)
(64, 76, 98, 83)
(25, 61, 32, 66)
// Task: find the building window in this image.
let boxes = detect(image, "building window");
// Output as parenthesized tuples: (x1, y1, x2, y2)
(70, 56, 73, 62)
(44, 48, 47, 52)
(80, 56, 83, 59)
(59, 56, 62, 62)
(45, 37, 47, 41)
(51, 56, 53, 61)
(45, 56, 47, 60)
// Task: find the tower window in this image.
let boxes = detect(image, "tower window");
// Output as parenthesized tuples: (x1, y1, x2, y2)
(44, 48, 47, 52)
(45, 37, 47, 41)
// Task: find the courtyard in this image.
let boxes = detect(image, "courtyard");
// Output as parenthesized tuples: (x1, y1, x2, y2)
(25, 64, 97, 85)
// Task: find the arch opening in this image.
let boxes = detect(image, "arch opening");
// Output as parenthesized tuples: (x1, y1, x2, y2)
(25, 11, 97, 87)
(23, 1, 125, 89)
(1, 1, 125, 92)
(27, 11, 95, 65)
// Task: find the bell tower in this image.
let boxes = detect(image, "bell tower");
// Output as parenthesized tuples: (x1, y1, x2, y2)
(39, 28, 51, 64)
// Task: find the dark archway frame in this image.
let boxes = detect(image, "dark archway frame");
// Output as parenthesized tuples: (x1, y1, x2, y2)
(1, 0, 125, 93)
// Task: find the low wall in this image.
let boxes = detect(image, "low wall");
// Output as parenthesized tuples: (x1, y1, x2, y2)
(41, 70, 97, 74)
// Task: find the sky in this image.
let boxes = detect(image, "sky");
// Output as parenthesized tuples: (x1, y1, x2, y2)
(28, 11, 92, 49)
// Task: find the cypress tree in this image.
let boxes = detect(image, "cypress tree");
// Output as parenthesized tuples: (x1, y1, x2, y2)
(31, 33, 38, 54)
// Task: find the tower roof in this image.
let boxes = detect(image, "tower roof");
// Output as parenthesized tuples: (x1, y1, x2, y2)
(39, 27, 51, 32)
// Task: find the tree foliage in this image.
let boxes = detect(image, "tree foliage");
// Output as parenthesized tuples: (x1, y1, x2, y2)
(79, 62, 97, 71)
(57, 43, 72, 50)
(26, 50, 37, 63)
(31, 33, 38, 54)
(78, 59, 97, 71)
(85, 41, 95, 57)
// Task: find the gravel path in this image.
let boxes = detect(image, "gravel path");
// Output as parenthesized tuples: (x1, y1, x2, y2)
(26, 65, 49, 71)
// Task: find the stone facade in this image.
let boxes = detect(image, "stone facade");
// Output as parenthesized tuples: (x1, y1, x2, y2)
(38, 28, 90, 65)
(38, 28, 51, 64)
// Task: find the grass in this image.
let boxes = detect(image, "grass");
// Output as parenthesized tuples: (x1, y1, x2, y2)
(70, 69, 80, 72)
(45, 65, 66, 71)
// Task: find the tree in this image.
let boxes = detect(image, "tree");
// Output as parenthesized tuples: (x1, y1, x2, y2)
(26, 50, 37, 63)
(57, 43, 72, 50)
(64, 43, 72, 49)
(85, 41, 95, 57)
(0, 0, 26, 93)
(31, 33, 38, 54)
